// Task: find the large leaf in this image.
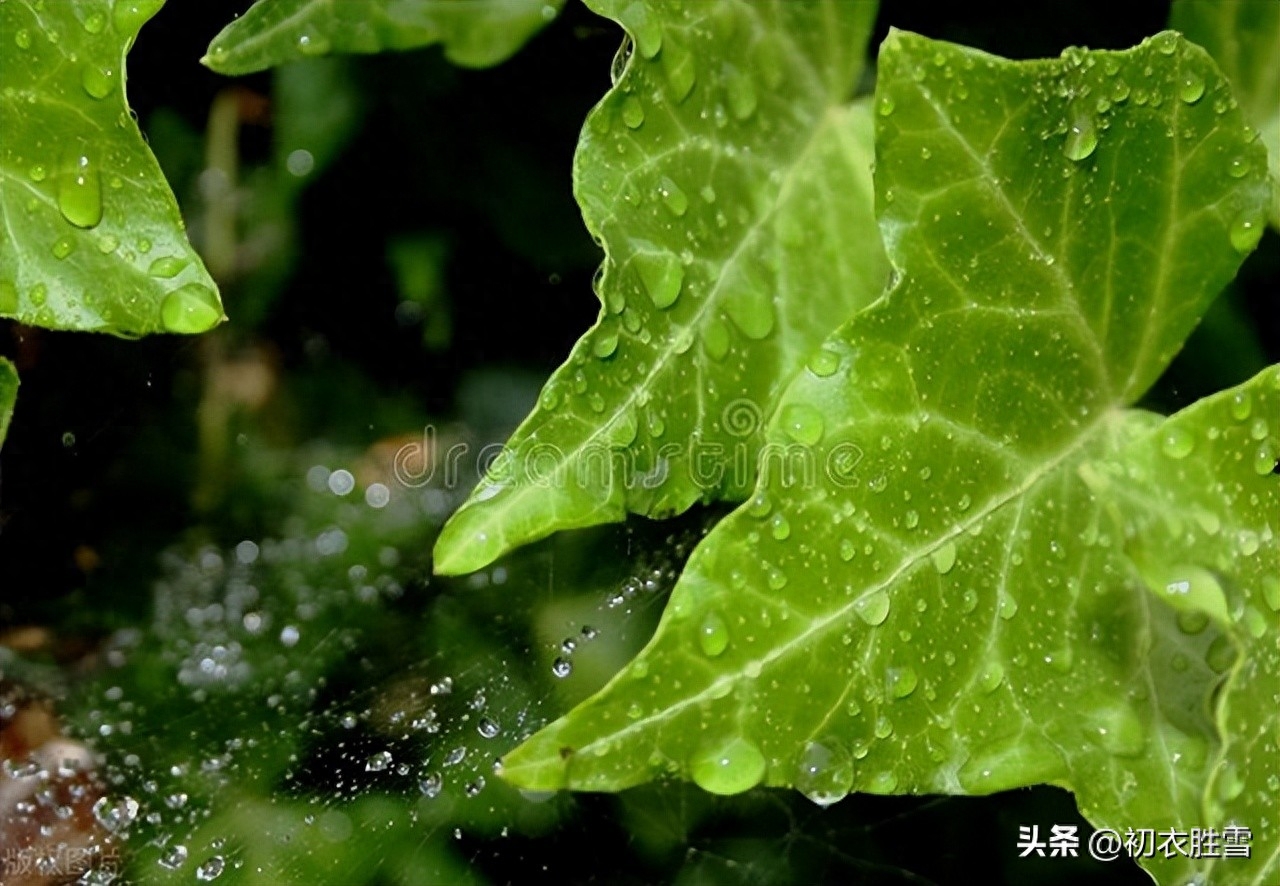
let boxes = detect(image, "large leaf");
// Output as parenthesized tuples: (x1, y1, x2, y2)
(0, 0, 223, 335)
(1095, 368, 1280, 886)
(433, 0, 888, 575)
(0, 357, 16, 448)
(203, 0, 566, 76)
(1171, 0, 1280, 227)
(499, 30, 1273, 886)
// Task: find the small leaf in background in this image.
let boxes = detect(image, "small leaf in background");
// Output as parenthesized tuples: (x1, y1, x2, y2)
(1171, 0, 1280, 227)
(388, 233, 451, 351)
(0, 0, 223, 336)
(500, 30, 1272, 886)
(203, 0, 566, 76)
(0, 357, 17, 447)
(433, 0, 888, 575)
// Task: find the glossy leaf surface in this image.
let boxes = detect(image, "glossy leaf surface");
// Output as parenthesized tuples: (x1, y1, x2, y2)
(502, 31, 1275, 886)
(434, 0, 888, 574)
(204, 0, 566, 75)
(1171, 0, 1280, 227)
(0, 0, 222, 336)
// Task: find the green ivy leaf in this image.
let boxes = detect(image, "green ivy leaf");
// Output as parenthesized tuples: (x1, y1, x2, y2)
(0, 0, 223, 336)
(500, 30, 1273, 886)
(1096, 368, 1280, 886)
(1171, 0, 1280, 228)
(203, 0, 566, 76)
(0, 357, 17, 448)
(433, 0, 888, 575)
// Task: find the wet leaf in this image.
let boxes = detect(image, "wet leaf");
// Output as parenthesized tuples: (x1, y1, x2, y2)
(1100, 367, 1280, 886)
(434, 0, 887, 574)
(0, 357, 16, 448)
(0, 0, 223, 335)
(1171, 0, 1280, 227)
(203, 0, 566, 76)
(500, 31, 1273, 886)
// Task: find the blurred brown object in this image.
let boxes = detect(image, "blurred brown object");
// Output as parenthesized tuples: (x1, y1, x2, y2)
(0, 681, 116, 885)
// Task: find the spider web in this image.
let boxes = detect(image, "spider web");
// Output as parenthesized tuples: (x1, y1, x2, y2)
(4, 446, 1147, 886)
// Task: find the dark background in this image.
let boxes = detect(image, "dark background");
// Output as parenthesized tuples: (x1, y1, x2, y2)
(1, 1, 1274, 883)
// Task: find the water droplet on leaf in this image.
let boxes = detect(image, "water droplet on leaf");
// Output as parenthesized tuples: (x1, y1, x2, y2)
(697, 611, 729, 657)
(161, 284, 223, 334)
(691, 736, 766, 796)
(59, 151, 103, 228)
(780, 403, 823, 445)
(633, 252, 683, 309)
(854, 591, 890, 626)
(1064, 115, 1098, 161)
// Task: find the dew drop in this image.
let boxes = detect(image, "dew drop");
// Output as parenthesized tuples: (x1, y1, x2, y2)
(81, 65, 114, 100)
(14, 28, 31, 49)
(807, 347, 840, 377)
(1160, 426, 1194, 459)
(779, 403, 824, 446)
(886, 665, 918, 699)
(195, 856, 225, 881)
(1064, 115, 1098, 161)
(92, 795, 139, 833)
(930, 541, 957, 575)
(161, 284, 223, 334)
(158, 845, 188, 870)
(657, 176, 688, 216)
(877, 96, 895, 116)
(660, 43, 696, 102)
(769, 513, 791, 541)
(1179, 71, 1205, 104)
(593, 330, 619, 359)
(148, 256, 187, 278)
(1226, 156, 1249, 179)
(865, 771, 898, 794)
(51, 236, 75, 260)
(633, 252, 683, 309)
(1261, 576, 1280, 612)
(1229, 212, 1263, 254)
(58, 151, 103, 229)
(1253, 444, 1277, 476)
(1229, 390, 1252, 420)
(854, 591, 890, 626)
(998, 592, 1018, 620)
(702, 318, 730, 361)
(794, 741, 852, 807)
(978, 660, 1004, 693)
(697, 611, 729, 657)
(621, 96, 645, 129)
(365, 750, 393, 772)
(418, 772, 443, 798)
(1081, 706, 1146, 757)
(691, 736, 766, 796)
(551, 657, 573, 678)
